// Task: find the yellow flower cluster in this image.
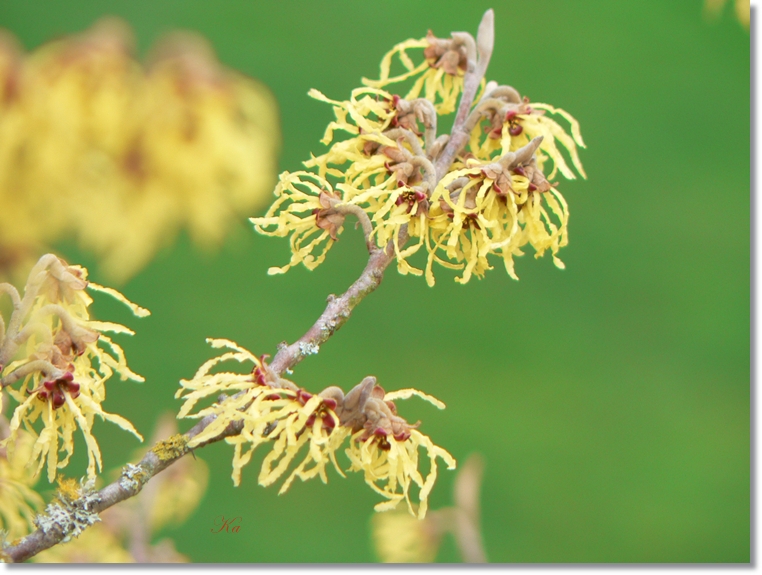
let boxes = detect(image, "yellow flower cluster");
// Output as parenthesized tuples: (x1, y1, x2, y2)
(0, 19, 279, 282)
(176, 339, 455, 518)
(0, 255, 148, 483)
(253, 27, 585, 285)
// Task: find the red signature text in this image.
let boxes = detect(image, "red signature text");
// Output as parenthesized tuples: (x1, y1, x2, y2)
(211, 515, 241, 533)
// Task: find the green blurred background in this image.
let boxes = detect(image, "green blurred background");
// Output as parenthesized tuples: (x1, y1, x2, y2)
(0, 0, 749, 563)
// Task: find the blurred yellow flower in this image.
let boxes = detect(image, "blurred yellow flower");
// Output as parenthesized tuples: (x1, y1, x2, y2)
(371, 453, 487, 563)
(31, 522, 135, 564)
(704, 0, 750, 28)
(371, 507, 441, 563)
(0, 255, 147, 482)
(0, 428, 45, 540)
(0, 18, 280, 282)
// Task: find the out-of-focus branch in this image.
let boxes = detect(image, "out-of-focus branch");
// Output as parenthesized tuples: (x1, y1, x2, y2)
(452, 453, 487, 563)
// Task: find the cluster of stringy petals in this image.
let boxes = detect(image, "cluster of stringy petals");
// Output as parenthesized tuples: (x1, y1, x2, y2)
(176, 338, 349, 492)
(0, 255, 148, 482)
(467, 91, 587, 181)
(252, 23, 585, 286)
(424, 138, 571, 284)
(361, 34, 465, 114)
(251, 171, 350, 274)
(336, 381, 456, 518)
(177, 339, 455, 516)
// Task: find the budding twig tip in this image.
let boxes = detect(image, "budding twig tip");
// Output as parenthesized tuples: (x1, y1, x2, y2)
(477, 9, 495, 62)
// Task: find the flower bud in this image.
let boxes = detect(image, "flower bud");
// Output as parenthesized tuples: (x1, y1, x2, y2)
(322, 397, 338, 411)
(322, 414, 336, 432)
(52, 390, 66, 409)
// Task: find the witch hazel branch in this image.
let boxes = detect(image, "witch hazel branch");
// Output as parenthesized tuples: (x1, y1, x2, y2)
(1, 9, 585, 562)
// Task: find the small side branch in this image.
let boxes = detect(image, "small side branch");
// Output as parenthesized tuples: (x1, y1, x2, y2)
(335, 204, 377, 253)
(1, 360, 62, 389)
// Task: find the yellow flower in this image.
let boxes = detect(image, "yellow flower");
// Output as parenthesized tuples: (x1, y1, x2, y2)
(341, 386, 455, 518)
(362, 34, 465, 114)
(0, 255, 148, 482)
(254, 90, 438, 277)
(252, 171, 346, 274)
(468, 96, 586, 179)
(426, 170, 510, 285)
(0, 428, 45, 540)
(176, 338, 349, 492)
(178, 340, 455, 517)
(424, 136, 571, 284)
(307, 87, 396, 148)
(347, 429, 455, 519)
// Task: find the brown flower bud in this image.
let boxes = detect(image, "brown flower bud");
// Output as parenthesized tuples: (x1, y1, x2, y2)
(423, 30, 467, 75)
(313, 190, 346, 241)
